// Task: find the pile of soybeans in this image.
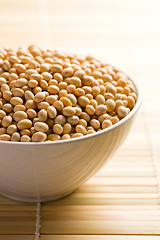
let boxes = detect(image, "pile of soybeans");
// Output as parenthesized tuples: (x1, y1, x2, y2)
(0, 46, 137, 142)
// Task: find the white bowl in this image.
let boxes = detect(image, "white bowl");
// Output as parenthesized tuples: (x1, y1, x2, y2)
(0, 74, 141, 202)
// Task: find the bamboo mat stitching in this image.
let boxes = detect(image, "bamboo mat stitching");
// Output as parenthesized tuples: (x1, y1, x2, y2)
(34, 202, 41, 240)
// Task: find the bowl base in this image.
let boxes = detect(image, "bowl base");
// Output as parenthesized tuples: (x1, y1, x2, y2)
(0, 189, 75, 203)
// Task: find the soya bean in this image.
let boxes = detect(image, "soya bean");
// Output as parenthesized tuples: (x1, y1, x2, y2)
(127, 96, 135, 109)
(0, 134, 11, 141)
(28, 80, 38, 88)
(74, 106, 82, 116)
(90, 119, 100, 130)
(55, 115, 66, 125)
(15, 78, 28, 88)
(62, 67, 74, 78)
(37, 101, 49, 110)
(21, 135, 31, 142)
(10, 97, 23, 106)
(25, 90, 34, 100)
(66, 94, 77, 106)
(86, 105, 95, 115)
(11, 132, 20, 142)
(95, 104, 107, 115)
(78, 96, 90, 107)
(27, 109, 37, 119)
(13, 111, 27, 122)
(71, 133, 83, 138)
(48, 134, 61, 141)
(34, 92, 45, 103)
(67, 115, 79, 125)
(75, 125, 86, 135)
(20, 129, 31, 136)
(80, 112, 90, 122)
(12, 88, 24, 97)
(17, 119, 32, 130)
(32, 132, 47, 142)
(118, 106, 129, 118)
(102, 119, 112, 129)
(38, 109, 47, 122)
(47, 85, 59, 94)
(0, 110, 6, 119)
(69, 77, 81, 87)
(0, 127, 7, 135)
(62, 107, 75, 117)
(51, 64, 63, 73)
(62, 134, 70, 140)
(105, 99, 115, 112)
(63, 123, 72, 134)
(34, 122, 49, 132)
(98, 114, 110, 123)
(46, 95, 57, 105)
(95, 94, 105, 105)
(2, 116, 12, 127)
(60, 97, 72, 107)
(53, 100, 64, 111)
(14, 105, 26, 112)
(42, 72, 52, 81)
(47, 106, 57, 119)
(3, 91, 12, 101)
(53, 124, 63, 134)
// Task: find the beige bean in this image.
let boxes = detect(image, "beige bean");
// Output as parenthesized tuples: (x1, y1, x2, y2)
(102, 119, 112, 129)
(32, 132, 47, 142)
(86, 104, 95, 115)
(66, 84, 76, 93)
(62, 107, 75, 117)
(67, 116, 79, 125)
(69, 77, 81, 87)
(20, 129, 31, 136)
(74, 70, 85, 79)
(74, 106, 82, 116)
(62, 134, 70, 140)
(78, 96, 90, 107)
(21, 135, 31, 142)
(105, 99, 115, 112)
(47, 85, 59, 94)
(11, 132, 20, 142)
(34, 92, 45, 103)
(55, 115, 66, 125)
(33, 86, 42, 94)
(30, 73, 43, 81)
(47, 106, 57, 119)
(62, 67, 73, 78)
(27, 109, 37, 119)
(0, 77, 6, 86)
(13, 111, 27, 122)
(28, 80, 38, 88)
(40, 63, 50, 72)
(74, 88, 85, 97)
(10, 97, 23, 106)
(90, 119, 100, 130)
(14, 105, 26, 112)
(118, 106, 129, 118)
(71, 133, 83, 138)
(80, 112, 90, 122)
(82, 86, 92, 94)
(110, 116, 119, 124)
(90, 99, 98, 108)
(79, 119, 87, 128)
(15, 78, 28, 88)
(63, 123, 72, 134)
(53, 124, 63, 134)
(25, 69, 38, 79)
(3, 91, 12, 101)
(2, 60, 11, 71)
(1, 84, 10, 93)
(25, 90, 34, 100)
(127, 96, 135, 109)
(34, 122, 49, 132)
(37, 101, 49, 110)
(98, 114, 110, 123)
(0, 134, 11, 141)
(17, 119, 32, 130)
(87, 129, 96, 135)
(42, 72, 52, 81)
(2, 116, 12, 127)
(12, 88, 24, 97)
(58, 82, 67, 90)
(51, 64, 63, 73)
(38, 109, 47, 122)
(95, 94, 105, 105)
(0, 110, 6, 119)
(48, 134, 61, 141)
(0, 127, 7, 135)
(95, 104, 107, 115)
(75, 125, 86, 135)
(58, 94, 71, 106)
(53, 100, 64, 111)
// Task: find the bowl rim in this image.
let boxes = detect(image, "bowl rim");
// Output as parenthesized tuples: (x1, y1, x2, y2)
(0, 70, 141, 146)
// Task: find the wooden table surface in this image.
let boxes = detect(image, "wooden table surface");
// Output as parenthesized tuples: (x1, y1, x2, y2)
(0, 0, 160, 239)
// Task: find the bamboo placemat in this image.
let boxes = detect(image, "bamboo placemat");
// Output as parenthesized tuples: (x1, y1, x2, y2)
(0, 0, 160, 239)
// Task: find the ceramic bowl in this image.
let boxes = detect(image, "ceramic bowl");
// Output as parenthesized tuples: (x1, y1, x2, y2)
(0, 74, 141, 202)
